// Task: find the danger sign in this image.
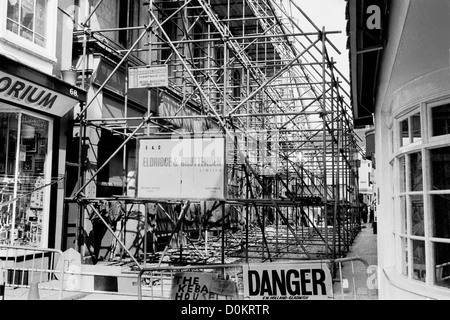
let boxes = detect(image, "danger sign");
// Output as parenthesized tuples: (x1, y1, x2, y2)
(242, 262, 333, 300)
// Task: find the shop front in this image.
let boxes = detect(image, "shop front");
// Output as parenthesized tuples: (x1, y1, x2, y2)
(0, 54, 86, 249)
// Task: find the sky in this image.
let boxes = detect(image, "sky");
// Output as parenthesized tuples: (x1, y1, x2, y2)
(292, 0, 350, 89)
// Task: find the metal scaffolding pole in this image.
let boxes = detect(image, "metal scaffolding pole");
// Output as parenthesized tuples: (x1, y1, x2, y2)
(65, 0, 362, 266)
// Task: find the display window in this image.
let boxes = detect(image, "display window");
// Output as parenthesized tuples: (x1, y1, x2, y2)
(0, 107, 52, 247)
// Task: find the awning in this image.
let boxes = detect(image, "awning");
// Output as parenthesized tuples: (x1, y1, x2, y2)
(347, 0, 389, 128)
(0, 54, 87, 117)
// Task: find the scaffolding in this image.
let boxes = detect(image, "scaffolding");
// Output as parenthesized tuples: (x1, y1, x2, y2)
(63, 0, 363, 270)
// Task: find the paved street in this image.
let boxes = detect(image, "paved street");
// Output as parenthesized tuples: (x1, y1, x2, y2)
(333, 223, 378, 300)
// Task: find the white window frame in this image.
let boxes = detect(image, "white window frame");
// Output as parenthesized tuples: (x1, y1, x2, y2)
(0, 0, 57, 63)
(393, 98, 450, 290)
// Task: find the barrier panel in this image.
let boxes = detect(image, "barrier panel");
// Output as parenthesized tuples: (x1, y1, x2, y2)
(331, 256, 374, 300)
(0, 245, 65, 300)
(137, 256, 374, 300)
(0, 245, 373, 300)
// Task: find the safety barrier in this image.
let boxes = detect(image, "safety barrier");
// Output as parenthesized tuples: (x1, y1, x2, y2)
(0, 245, 65, 300)
(0, 245, 374, 300)
(137, 263, 244, 300)
(137, 256, 375, 300)
(331, 256, 374, 300)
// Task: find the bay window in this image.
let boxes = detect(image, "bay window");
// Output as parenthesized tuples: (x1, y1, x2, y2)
(394, 99, 450, 289)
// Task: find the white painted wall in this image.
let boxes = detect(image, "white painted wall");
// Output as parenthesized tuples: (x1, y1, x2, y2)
(374, 0, 450, 299)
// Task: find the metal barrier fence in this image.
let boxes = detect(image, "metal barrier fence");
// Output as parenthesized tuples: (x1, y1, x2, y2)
(137, 256, 374, 300)
(0, 245, 65, 300)
(0, 244, 374, 300)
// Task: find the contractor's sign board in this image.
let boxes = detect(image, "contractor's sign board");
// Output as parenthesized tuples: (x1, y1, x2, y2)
(128, 65, 168, 88)
(242, 262, 333, 300)
(137, 135, 226, 200)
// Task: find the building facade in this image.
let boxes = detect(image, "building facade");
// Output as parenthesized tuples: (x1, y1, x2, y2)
(349, 0, 450, 299)
(0, 0, 86, 250)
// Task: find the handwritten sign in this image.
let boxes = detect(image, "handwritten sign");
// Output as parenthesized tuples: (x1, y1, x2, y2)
(128, 65, 168, 88)
(171, 272, 238, 300)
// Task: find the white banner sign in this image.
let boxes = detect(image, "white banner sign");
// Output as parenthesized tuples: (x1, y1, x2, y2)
(170, 272, 238, 300)
(128, 65, 168, 88)
(242, 262, 333, 300)
(137, 136, 226, 200)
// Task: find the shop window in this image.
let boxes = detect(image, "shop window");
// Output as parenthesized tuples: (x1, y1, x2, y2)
(6, 0, 48, 48)
(0, 111, 51, 247)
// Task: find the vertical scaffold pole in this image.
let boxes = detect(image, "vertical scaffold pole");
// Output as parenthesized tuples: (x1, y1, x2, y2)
(321, 27, 329, 259)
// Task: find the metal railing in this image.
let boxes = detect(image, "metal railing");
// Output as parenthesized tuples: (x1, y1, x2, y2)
(0, 245, 65, 300)
(137, 256, 374, 300)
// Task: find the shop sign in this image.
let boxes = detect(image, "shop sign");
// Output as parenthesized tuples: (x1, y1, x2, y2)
(0, 71, 81, 117)
(137, 135, 226, 200)
(242, 262, 333, 300)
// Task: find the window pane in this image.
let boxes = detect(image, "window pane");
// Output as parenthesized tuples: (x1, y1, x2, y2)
(399, 156, 406, 193)
(0, 113, 19, 177)
(412, 240, 426, 282)
(432, 104, 450, 136)
(35, 0, 47, 42)
(400, 195, 407, 234)
(430, 147, 450, 190)
(411, 113, 421, 143)
(411, 195, 424, 236)
(17, 114, 49, 247)
(7, 0, 20, 22)
(410, 152, 422, 191)
(432, 194, 450, 238)
(435, 242, 450, 288)
(401, 237, 408, 276)
(400, 119, 409, 147)
(7, 0, 20, 34)
(21, 0, 35, 30)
